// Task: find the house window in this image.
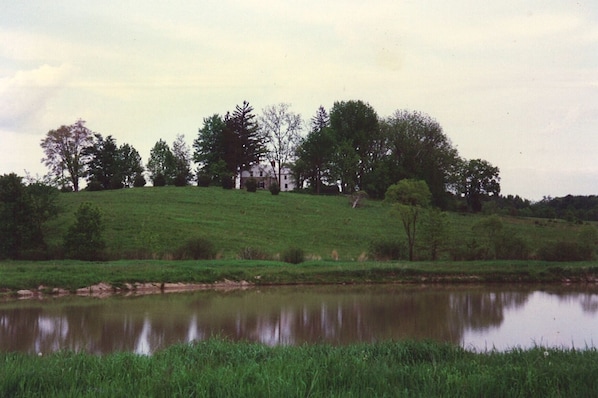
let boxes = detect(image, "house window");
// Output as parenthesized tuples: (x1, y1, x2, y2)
(284, 184, 288, 189)
(250, 171, 254, 177)
(259, 171, 263, 177)
(284, 175, 287, 180)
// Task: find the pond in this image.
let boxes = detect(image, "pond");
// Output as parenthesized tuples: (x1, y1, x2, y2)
(1, 284, 597, 354)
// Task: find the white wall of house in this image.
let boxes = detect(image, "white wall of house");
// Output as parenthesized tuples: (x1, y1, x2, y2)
(238, 164, 295, 191)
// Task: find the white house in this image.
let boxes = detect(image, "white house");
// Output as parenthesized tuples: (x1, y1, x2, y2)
(238, 163, 296, 191)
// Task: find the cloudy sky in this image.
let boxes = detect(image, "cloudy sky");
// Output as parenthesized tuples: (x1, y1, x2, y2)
(1, 1, 597, 200)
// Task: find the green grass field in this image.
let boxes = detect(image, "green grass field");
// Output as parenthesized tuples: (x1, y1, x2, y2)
(2, 338, 597, 397)
(43, 186, 593, 261)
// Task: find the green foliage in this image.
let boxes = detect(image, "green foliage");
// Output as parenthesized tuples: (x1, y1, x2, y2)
(133, 174, 146, 187)
(421, 208, 449, 261)
(173, 237, 216, 260)
(281, 247, 305, 264)
(386, 179, 432, 261)
(369, 238, 407, 260)
(147, 139, 176, 185)
(196, 173, 211, 187)
(64, 202, 106, 261)
(40, 119, 94, 192)
(456, 158, 501, 212)
(152, 173, 166, 187)
(0, 174, 59, 259)
(380, 110, 460, 207)
(245, 178, 258, 192)
(269, 181, 280, 195)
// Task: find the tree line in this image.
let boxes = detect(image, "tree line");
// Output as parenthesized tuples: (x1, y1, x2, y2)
(38, 100, 501, 212)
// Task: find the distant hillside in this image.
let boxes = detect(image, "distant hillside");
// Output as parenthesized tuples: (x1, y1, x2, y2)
(44, 186, 595, 261)
(45, 187, 395, 260)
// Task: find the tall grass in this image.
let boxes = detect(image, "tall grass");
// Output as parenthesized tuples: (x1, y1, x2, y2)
(1, 339, 597, 397)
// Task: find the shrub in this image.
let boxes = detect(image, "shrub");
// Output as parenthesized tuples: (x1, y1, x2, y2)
(495, 233, 530, 260)
(538, 241, 590, 262)
(281, 247, 305, 264)
(221, 175, 234, 190)
(64, 202, 106, 261)
(133, 174, 146, 187)
(369, 239, 407, 261)
(173, 173, 188, 187)
(197, 173, 211, 187)
(238, 246, 270, 260)
(86, 180, 103, 191)
(245, 178, 258, 192)
(153, 173, 166, 187)
(173, 237, 216, 260)
(269, 182, 280, 195)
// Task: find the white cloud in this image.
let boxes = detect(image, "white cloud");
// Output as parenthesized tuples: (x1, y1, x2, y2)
(0, 64, 73, 131)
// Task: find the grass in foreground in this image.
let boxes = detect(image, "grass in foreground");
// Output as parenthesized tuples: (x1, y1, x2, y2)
(1, 259, 598, 293)
(1, 339, 597, 397)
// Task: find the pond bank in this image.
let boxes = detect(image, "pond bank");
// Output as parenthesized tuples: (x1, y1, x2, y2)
(2, 259, 598, 299)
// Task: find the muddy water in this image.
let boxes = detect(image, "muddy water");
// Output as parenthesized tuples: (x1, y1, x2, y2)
(1, 285, 597, 354)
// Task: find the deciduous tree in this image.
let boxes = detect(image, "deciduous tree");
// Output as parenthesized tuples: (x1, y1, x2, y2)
(385, 179, 432, 261)
(456, 158, 501, 212)
(40, 119, 94, 192)
(147, 139, 176, 185)
(260, 103, 303, 187)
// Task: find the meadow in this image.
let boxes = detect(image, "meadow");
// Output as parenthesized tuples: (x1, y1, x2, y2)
(42, 186, 593, 261)
(2, 338, 597, 397)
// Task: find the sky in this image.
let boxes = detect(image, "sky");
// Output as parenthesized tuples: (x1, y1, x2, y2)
(1, 1, 597, 201)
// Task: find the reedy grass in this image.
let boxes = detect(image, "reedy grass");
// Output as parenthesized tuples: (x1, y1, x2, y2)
(1, 339, 597, 397)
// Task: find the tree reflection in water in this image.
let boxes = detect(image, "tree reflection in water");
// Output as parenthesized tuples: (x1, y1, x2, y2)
(1, 285, 597, 354)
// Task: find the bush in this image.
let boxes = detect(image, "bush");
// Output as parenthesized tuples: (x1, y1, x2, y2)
(369, 239, 407, 261)
(495, 233, 530, 260)
(197, 173, 211, 187)
(173, 173, 188, 187)
(245, 178, 258, 192)
(64, 202, 106, 261)
(86, 180, 103, 191)
(538, 241, 591, 262)
(173, 237, 216, 260)
(133, 174, 146, 187)
(281, 247, 305, 264)
(238, 246, 270, 260)
(153, 173, 166, 187)
(221, 175, 234, 190)
(269, 182, 280, 195)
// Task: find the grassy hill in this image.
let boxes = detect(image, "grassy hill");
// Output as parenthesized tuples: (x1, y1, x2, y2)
(44, 186, 593, 261)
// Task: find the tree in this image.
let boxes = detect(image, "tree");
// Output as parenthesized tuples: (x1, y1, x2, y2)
(147, 139, 176, 185)
(294, 107, 336, 194)
(223, 101, 267, 176)
(40, 119, 94, 192)
(421, 208, 449, 261)
(118, 143, 144, 188)
(456, 158, 501, 212)
(84, 134, 121, 190)
(193, 114, 227, 183)
(260, 103, 303, 187)
(385, 179, 432, 261)
(380, 110, 460, 207)
(0, 174, 59, 259)
(329, 100, 379, 192)
(64, 202, 105, 260)
(172, 134, 192, 186)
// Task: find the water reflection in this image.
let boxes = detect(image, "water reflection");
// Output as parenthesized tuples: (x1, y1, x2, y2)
(1, 285, 597, 354)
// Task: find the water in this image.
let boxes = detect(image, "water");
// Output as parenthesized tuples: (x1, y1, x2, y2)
(1, 285, 597, 354)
